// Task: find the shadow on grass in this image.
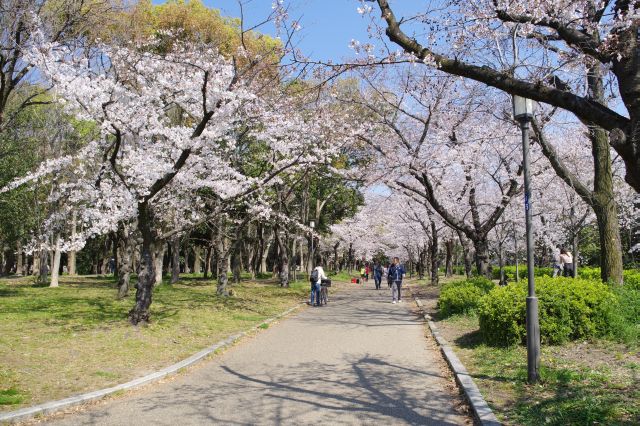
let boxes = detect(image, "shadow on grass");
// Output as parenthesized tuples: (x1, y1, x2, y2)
(453, 329, 484, 349)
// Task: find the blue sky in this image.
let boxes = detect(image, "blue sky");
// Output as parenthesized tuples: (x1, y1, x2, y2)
(150, 1, 380, 62)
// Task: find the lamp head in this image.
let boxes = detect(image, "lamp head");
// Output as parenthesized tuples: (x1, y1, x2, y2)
(512, 95, 534, 122)
(310, 220, 315, 229)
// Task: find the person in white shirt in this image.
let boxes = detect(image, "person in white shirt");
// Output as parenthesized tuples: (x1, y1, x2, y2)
(552, 247, 563, 277)
(310, 265, 328, 307)
(559, 249, 574, 278)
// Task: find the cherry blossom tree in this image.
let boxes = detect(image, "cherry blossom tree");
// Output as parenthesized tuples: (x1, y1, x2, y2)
(343, 67, 525, 277)
(367, 0, 640, 195)
(6, 26, 342, 323)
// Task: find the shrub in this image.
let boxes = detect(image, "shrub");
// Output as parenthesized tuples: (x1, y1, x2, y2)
(438, 277, 495, 317)
(609, 285, 640, 345)
(478, 277, 618, 346)
(623, 269, 640, 290)
(578, 267, 602, 281)
(577, 267, 640, 289)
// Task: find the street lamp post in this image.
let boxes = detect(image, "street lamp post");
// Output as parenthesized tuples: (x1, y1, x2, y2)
(513, 95, 540, 384)
(309, 220, 315, 271)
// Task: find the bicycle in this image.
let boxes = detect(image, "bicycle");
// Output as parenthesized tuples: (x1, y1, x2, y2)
(320, 278, 331, 305)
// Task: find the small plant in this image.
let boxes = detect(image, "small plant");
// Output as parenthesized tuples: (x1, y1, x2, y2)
(0, 388, 25, 405)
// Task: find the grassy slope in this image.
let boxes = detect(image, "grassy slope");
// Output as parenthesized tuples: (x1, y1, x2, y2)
(0, 274, 309, 411)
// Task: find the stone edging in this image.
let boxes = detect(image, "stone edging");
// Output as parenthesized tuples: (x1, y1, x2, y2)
(0, 303, 304, 424)
(413, 297, 501, 426)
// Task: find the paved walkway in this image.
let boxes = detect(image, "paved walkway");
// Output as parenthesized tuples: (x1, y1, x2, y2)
(47, 284, 469, 425)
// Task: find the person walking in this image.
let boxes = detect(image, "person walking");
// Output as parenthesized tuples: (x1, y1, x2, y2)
(560, 248, 574, 278)
(552, 247, 563, 277)
(388, 257, 406, 304)
(310, 264, 328, 306)
(386, 263, 392, 288)
(373, 262, 383, 290)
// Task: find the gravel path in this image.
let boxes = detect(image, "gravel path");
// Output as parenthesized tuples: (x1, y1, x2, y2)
(45, 284, 469, 425)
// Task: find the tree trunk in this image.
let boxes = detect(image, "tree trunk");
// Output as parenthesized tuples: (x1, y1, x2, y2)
(260, 234, 272, 275)
(183, 244, 190, 274)
(473, 237, 491, 278)
(232, 252, 242, 284)
(430, 222, 439, 286)
(275, 228, 289, 287)
(38, 249, 48, 284)
(50, 237, 62, 288)
(418, 245, 426, 280)
(247, 243, 256, 279)
(153, 241, 165, 287)
(203, 247, 211, 278)
(572, 230, 579, 279)
(457, 231, 474, 278)
(193, 246, 202, 275)
(215, 216, 230, 296)
(514, 227, 520, 282)
(15, 241, 23, 276)
(299, 239, 305, 274)
(498, 242, 506, 285)
(445, 239, 454, 277)
(100, 257, 109, 275)
(170, 236, 180, 284)
(593, 197, 624, 284)
(68, 212, 77, 275)
(32, 253, 40, 276)
(129, 203, 155, 325)
(117, 230, 133, 300)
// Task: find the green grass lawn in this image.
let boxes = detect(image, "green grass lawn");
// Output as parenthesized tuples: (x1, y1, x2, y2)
(0, 274, 309, 411)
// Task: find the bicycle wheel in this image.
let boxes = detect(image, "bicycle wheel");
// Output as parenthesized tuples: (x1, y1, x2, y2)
(321, 287, 328, 305)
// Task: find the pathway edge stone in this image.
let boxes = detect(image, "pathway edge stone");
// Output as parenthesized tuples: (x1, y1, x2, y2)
(412, 294, 501, 426)
(0, 303, 304, 424)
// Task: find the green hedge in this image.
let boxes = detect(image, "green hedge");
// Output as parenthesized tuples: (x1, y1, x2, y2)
(437, 277, 495, 317)
(624, 270, 640, 290)
(578, 267, 640, 289)
(609, 285, 640, 345)
(478, 277, 618, 346)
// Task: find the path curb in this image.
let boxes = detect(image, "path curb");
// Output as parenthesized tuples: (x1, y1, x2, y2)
(0, 303, 304, 424)
(413, 295, 501, 426)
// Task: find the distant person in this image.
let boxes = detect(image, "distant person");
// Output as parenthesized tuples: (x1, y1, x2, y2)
(560, 249, 574, 278)
(360, 266, 366, 283)
(365, 264, 370, 282)
(386, 263, 393, 288)
(552, 247, 563, 277)
(373, 262, 383, 290)
(388, 257, 406, 304)
(310, 264, 328, 307)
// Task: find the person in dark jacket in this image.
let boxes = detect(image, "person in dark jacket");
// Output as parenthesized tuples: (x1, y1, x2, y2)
(373, 262, 383, 290)
(388, 257, 406, 303)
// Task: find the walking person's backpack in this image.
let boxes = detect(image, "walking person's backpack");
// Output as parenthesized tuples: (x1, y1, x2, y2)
(310, 268, 319, 283)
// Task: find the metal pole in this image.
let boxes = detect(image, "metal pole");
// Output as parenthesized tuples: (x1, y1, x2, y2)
(520, 119, 540, 383)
